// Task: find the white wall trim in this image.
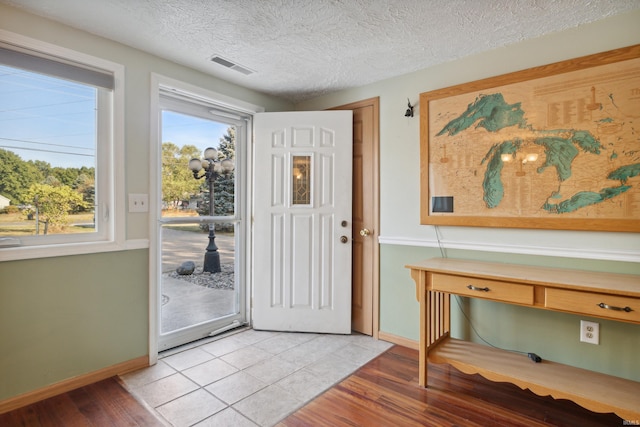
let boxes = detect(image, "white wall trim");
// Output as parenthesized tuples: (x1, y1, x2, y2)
(123, 239, 149, 250)
(0, 239, 149, 262)
(378, 236, 640, 263)
(155, 74, 265, 115)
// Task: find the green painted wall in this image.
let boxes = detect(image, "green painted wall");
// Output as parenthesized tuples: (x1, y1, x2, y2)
(0, 4, 292, 403)
(0, 250, 148, 400)
(1, 1, 639, 405)
(381, 244, 640, 381)
(297, 9, 640, 384)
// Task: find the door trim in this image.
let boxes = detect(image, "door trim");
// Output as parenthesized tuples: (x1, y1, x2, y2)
(331, 97, 380, 339)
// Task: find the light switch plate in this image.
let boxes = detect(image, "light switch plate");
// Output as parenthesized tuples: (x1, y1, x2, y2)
(128, 193, 149, 213)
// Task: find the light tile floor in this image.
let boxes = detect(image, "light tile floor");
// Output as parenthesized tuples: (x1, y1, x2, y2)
(120, 328, 394, 427)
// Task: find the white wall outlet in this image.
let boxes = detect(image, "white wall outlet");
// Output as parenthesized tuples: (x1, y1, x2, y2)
(580, 320, 599, 345)
(128, 193, 149, 213)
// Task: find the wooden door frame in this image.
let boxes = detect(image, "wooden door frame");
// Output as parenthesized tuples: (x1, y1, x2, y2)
(331, 97, 380, 339)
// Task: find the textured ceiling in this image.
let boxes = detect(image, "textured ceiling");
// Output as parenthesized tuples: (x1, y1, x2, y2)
(3, 0, 640, 103)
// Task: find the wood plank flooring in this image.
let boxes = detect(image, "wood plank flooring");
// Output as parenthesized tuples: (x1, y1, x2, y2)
(0, 345, 627, 426)
(278, 345, 624, 427)
(0, 377, 164, 426)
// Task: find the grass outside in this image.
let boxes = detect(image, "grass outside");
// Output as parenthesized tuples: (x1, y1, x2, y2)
(162, 209, 203, 233)
(161, 210, 235, 235)
(164, 224, 205, 233)
(1, 209, 233, 236)
(0, 211, 95, 236)
(162, 208, 199, 218)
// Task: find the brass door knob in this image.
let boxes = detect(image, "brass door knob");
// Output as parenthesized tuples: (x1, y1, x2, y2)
(360, 228, 371, 237)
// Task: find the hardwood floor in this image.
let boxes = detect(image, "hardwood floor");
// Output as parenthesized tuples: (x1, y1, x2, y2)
(278, 345, 623, 427)
(0, 377, 164, 426)
(0, 346, 626, 426)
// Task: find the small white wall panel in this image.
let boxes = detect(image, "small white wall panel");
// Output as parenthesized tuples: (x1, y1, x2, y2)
(270, 213, 285, 307)
(319, 213, 334, 309)
(292, 126, 314, 147)
(291, 214, 313, 308)
(320, 154, 334, 208)
(271, 154, 285, 207)
(271, 129, 285, 148)
(320, 128, 335, 147)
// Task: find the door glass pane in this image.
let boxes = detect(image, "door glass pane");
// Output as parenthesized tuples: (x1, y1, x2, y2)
(292, 155, 311, 205)
(161, 222, 237, 334)
(161, 111, 235, 218)
(160, 106, 241, 346)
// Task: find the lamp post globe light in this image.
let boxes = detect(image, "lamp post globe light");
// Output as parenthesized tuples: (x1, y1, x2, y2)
(188, 147, 234, 273)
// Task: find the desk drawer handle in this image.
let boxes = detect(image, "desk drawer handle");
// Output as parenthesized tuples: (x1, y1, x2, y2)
(597, 302, 633, 313)
(467, 285, 490, 292)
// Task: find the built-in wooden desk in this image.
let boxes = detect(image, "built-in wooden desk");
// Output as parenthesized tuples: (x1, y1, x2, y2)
(406, 258, 640, 421)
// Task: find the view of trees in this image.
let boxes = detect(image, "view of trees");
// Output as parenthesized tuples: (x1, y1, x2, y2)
(162, 126, 236, 221)
(1, 126, 236, 235)
(25, 184, 89, 234)
(162, 142, 202, 209)
(0, 148, 95, 234)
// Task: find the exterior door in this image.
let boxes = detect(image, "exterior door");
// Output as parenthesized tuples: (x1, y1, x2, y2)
(253, 111, 353, 333)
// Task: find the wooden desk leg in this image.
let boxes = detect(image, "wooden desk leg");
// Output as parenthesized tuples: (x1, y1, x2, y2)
(412, 269, 451, 388)
(412, 269, 429, 387)
(420, 284, 430, 387)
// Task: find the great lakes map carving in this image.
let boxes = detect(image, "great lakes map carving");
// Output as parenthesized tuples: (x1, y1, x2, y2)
(428, 57, 640, 220)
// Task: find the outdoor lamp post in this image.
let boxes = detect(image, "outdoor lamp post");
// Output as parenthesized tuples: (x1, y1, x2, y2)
(188, 147, 234, 273)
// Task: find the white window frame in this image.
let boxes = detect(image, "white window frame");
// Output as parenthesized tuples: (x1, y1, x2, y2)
(0, 30, 126, 261)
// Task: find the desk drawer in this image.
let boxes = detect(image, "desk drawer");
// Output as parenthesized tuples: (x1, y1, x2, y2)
(430, 273, 534, 305)
(546, 289, 640, 323)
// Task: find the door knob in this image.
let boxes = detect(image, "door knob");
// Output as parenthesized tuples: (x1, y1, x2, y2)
(340, 236, 349, 244)
(360, 228, 371, 237)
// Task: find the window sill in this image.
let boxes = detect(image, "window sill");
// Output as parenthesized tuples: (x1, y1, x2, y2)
(0, 239, 149, 262)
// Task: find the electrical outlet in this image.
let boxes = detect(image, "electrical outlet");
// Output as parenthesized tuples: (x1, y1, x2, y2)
(580, 320, 599, 345)
(128, 193, 149, 213)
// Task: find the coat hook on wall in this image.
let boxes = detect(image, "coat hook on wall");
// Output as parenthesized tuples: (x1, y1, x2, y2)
(405, 98, 414, 117)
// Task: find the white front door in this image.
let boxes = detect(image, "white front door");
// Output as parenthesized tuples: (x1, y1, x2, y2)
(253, 111, 353, 333)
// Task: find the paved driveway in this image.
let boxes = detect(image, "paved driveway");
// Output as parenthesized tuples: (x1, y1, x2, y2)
(160, 227, 236, 333)
(161, 227, 234, 273)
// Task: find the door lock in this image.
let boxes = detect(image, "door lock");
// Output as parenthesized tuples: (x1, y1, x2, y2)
(360, 228, 371, 237)
(340, 236, 349, 244)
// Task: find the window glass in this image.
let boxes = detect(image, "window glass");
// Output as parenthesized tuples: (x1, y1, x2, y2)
(292, 155, 311, 205)
(0, 43, 114, 251)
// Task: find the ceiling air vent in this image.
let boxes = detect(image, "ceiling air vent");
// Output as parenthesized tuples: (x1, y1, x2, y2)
(209, 55, 254, 75)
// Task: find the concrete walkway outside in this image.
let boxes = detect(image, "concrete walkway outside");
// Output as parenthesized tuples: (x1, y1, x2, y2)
(161, 227, 236, 333)
(161, 227, 235, 273)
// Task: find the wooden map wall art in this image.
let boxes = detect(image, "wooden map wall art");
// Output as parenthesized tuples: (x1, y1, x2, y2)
(420, 45, 640, 232)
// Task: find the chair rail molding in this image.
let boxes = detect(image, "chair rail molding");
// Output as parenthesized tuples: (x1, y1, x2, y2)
(378, 236, 640, 263)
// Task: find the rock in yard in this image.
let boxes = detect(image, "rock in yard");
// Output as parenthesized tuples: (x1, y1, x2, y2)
(176, 261, 196, 275)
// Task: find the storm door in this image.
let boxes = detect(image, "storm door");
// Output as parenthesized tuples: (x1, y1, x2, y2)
(157, 92, 247, 351)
